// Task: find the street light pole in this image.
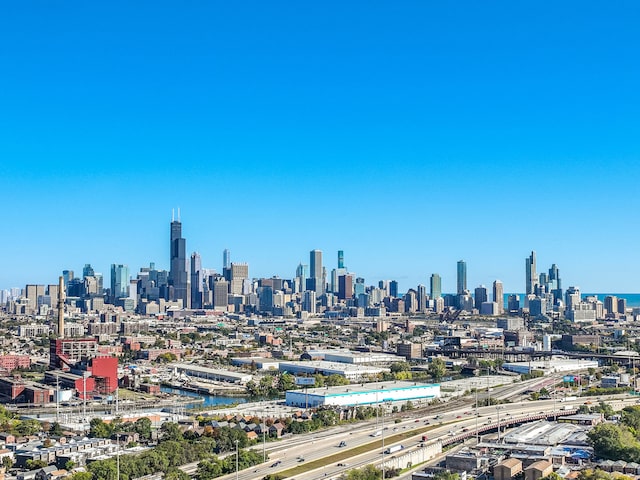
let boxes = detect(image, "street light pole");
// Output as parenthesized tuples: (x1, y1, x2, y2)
(497, 407, 502, 443)
(475, 383, 479, 445)
(263, 428, 266, 463)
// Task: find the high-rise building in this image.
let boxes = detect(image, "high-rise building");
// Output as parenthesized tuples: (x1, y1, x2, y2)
(230, 263, 249, 295)
(474, 285, 488, 310)
(62, 270, 74, 288)
(338, 274, 354, 300)
(223, 249, 231, 270)
(190, 252, 203, 309)
(213, 279, 229, 309)
(110, 264, 129, 301)
(604, 295, 618, 316)
(303, 290, 316, 313)
(309, 250, 323, 294)
(389, 280, 399, 298)
(430, 273, 442, 299)
(618, 298, 627, 315)
(417, 284, 428, 312)
(83, 264, 95, 278)
(169, 211, 189, 307)
(525, 251, 537, 295)
(457, 261, 467, 294)
(507, 294, 520, 313)
(493, 280, 504, 314)
(548, 264, 562, 302)
(338, 250, 345, 269)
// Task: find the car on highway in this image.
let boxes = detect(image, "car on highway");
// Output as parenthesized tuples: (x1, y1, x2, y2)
(337, 463, 349, 467)
(456, 415, 462, 418)
(271, 461, 281, 468)
(338, 441, 347, 447)
(298, 458, 305, 463)
(415, 419, 420, 422)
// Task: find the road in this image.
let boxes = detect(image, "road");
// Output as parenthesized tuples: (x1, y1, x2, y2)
(181, 392, 639, 479)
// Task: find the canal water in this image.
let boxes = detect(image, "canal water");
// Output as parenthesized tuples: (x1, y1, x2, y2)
(161, 386, 249, 409)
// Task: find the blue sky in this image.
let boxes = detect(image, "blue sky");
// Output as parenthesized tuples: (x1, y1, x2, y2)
(1, 1, 639, 293)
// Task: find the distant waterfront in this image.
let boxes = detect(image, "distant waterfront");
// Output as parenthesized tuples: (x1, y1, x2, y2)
(502, 293, 640, 308)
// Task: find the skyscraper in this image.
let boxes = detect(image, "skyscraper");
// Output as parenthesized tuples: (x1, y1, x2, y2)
(389, 280, 399, 298)
(474, 285, 488, 310)
(309, 249, 323, 294)
(457, 260, 467, 294)
(493, 280, 504, 314)
(110, 264, 129, 301)
(223, 249, 231, 270)
(430, 273, 442, 299)
(525, 251, 537, 295)
(169, 210, 189, 307)
(338, 250, 344, 269)
(190, 252, 203, 309)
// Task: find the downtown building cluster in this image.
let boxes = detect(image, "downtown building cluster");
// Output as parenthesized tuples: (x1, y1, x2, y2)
(2, 215, 632, 323)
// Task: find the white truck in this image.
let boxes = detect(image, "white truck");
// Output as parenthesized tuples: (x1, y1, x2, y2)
(384, 444, 404, 455)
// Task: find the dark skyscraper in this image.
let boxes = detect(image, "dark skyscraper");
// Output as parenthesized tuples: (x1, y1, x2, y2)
(457, 260, 467, 294)
(223, 249, 231, 270)
(309, 249, 323, 293)
(525, 251, 537, 295)
(389, 280, 399, 298)
(169, 210, 189, 307)
(190, 252, 203, 309)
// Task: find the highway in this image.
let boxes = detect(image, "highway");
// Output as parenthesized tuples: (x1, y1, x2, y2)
(181, 392, 640, 479)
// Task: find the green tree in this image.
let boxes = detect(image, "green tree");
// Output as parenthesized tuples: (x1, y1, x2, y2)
(428, 358, 447, 381)
(161, 422, 183, 442)
(50, 421, 63, 436)
(325, 374, 349, 386)
(68, 472, 93, 480)
(432, 472, 460, 480)
(89, 418, 112, 438)
(132, 417, 152, 440)
(277, 373, 296, 392)
(390, 362, 411, 373)
(26, 459, 48, 470)
(346, 464, 382, 480)
(197, 459, 223, 480)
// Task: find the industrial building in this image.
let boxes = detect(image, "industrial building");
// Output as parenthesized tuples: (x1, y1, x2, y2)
(172, 363, 253, 384)
(501, 359, 598, 375)
(231, 357, 280, 371)
(285, 381, 440, 408)
(278, 360, 389, 381)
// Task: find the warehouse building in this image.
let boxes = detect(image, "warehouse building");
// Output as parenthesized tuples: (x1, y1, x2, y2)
(285, 380, 440, 408)
(171, 363, 253, 384)
(278, 360, 388, 381)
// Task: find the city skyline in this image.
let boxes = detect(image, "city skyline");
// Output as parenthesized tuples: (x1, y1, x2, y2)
(1, 3, 639, 291)
(0, 212, 634, 297)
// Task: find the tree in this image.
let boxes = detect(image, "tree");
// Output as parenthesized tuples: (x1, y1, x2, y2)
(50, 421, 63, 436)
(433, 472, 460, 480)
(90, 418, 112, 438)
(2, 456, 13, 470)
(132, 418, 152, 440)
(428, 358, 447, 381)
(390, 362, 411, 373)
(68, 472, 93, 480)
(346, 464, 382, 480)
(161, 422, 183, 442)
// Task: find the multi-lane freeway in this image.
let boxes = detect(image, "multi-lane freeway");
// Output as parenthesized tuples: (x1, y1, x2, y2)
(180, 393, 640, 479)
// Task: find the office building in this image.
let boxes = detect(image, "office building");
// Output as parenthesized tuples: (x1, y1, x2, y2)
(190, 252, 203, 309)
(309, 249, 324, 294)
(213, 279, 229, 309)
(389, 280, 398, 298)
(474, 285, 488, 310)
(230, 263, 249, 295)
(110, 264, 129, 301)
(430, 273, 442, 299)
(525, 251, 537, 295)
(338, 250, 344, 269)
(169, 211, 189, 307)
(338, 274, 354, 300)
(417, 284, 427, 312)
(62, 270, 74, 288)
(457, 260, 467, 294)
(548, 263, 562, 300)
(493, 280, 504, 314)
(303, 290, 316, 313)
(223, 248, 231, 270)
